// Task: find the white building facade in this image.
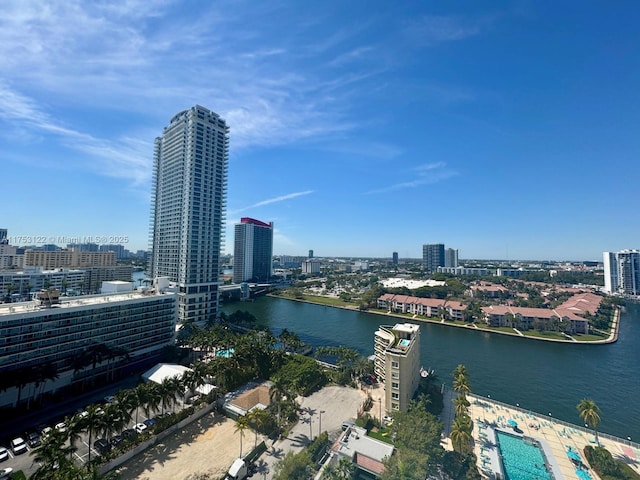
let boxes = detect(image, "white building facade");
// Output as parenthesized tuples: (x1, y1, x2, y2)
(149, 105, 229, 324)
(604, 249, 640, 296)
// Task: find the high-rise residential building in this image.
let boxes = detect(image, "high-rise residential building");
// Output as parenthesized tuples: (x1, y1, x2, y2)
(604, 250, 640, 296)
(233, 217, 273, 283)
(392, 252, 398, 265)
(0, 229, 7, 245)
(374, 323, 421, 413)
(308, 249, 314, 259)
(149, 105, 229, 324)
(445, 248, 459, 268)
(422, 243, 445, 273)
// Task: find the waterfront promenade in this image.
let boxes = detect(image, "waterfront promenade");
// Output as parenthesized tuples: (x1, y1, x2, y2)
(466, 393, 640, 479)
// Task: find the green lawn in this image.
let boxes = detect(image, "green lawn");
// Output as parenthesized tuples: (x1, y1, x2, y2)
(368, 429, 394, 444)
(573, 333, 609, 342)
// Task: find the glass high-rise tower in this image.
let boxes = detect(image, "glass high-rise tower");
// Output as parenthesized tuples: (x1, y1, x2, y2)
(233, 217, 273, 284)
(149, 105, 229, 324)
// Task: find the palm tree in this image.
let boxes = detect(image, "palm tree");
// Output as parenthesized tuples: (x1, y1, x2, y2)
(450, 415, 473, 455)
(235, 414, 250, 457)
(270, 379, 288, 438)
(65, 413, 86, 460)
(85, 404, 105, 464)
(454, 393, 470, 418)
(452, 376, 471, 395)
(30, 428, 77, 479)
(248, 408, 269, 448)
(453, 364, 468, 381)
(158, 376, 179, 414)
(577, 398, 601, 445)
(114, 389, 138, 427)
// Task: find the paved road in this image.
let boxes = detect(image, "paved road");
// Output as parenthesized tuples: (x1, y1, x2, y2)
(259, 386, 365, 480)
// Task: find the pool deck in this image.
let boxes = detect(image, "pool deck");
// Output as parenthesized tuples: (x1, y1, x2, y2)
(467, 393, 640, 480)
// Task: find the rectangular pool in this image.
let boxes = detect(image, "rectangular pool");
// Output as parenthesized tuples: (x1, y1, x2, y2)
(495, 430, 554, 480)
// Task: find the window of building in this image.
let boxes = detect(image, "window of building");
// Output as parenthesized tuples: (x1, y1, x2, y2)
(391, 361, 399, 368)
(392, 402, 399, 410)
(391, 392, 399, 400)
(391, 371, 399, 379)
(391, 382, 399, 389)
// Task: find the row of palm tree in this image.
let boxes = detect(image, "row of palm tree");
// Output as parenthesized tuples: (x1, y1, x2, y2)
(30, 362, 217, 477)
(450, 364, 473, 455)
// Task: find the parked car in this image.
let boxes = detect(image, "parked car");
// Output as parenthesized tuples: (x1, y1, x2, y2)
(0, 467, 13, 480)
(55, 422, 67, 433)
(10, 437, 27, 455)
(93, 438, 111, 455)
(121, 429, 136, 440)
(133, 423, 147, 434)
(104, 395, 115, 404)
(0, 448, 8, 462)
(110, 434, 123, 447)
(143, 418, 156, 427)
(41, 426, 52, 439)
(26, 431, 41, 448)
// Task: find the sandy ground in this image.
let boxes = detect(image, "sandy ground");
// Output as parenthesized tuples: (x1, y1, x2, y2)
(465, 393, 640, 480)
(117, 412, 264, 480)
(116, 385, 366, 480)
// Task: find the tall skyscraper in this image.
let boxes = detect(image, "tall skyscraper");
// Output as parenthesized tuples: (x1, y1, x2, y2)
(149, 105, 229, 324)
(0, 229, 7, 245)
(308, 249, 314, 259)
(604, 250, 640, 296)
(445, 248, 459, 268)
(392, 252, 399, 265)
(233, 217, 273, 283)
(422, 243, 445, 273)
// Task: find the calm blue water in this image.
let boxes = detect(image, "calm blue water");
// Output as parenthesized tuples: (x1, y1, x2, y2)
(224, 297, 640, 439)
(495, 430, 552, 480)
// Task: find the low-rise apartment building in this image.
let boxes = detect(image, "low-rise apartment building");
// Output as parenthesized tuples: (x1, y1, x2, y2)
(481, 293, 602, 334)
(377, 293, 468, 321)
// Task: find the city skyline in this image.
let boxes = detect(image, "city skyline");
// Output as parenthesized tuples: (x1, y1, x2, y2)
(2, 1, 639, 261)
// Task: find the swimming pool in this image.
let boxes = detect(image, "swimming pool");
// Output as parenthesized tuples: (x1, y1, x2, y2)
(495, 430, 553, 480)
(216, 348, 235, 358)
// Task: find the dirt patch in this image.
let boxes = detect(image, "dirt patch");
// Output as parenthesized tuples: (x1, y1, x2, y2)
(117, 413, 261, 480)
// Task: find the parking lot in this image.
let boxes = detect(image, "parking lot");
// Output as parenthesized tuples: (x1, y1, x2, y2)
(0, 399, 175, 478)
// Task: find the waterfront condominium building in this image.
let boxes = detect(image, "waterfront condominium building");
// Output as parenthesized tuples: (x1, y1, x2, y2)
(604, 249, 640, 296)
(374, 323, 421, 413)
(0, 281, 177, 408)
(233, 217, 274, 283)
(422, 243, 445, 273)
(149, 105, 229, 324)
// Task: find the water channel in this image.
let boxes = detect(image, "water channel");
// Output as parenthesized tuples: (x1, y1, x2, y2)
(223, 296, 640, 440)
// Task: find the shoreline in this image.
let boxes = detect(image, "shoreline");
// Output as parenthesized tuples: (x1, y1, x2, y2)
(265, 294, 620, 345)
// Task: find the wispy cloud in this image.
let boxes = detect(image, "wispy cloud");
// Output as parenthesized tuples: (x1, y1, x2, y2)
(365, 162, 458, 194)
(0, 1, 386, 171)
(229, 190, 314, 215)
(404, 15, 485, 46)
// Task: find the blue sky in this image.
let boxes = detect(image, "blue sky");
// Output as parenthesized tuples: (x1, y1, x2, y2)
(2, 1, 638, 261)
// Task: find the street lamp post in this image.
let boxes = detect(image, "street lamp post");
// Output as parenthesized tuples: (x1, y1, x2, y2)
(379, 398, 382, 425)
(308, 414, 313, 441)
(319, 410, 325, 437)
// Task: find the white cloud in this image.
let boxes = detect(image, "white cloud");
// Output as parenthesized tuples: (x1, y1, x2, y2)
(404, 15, 484, 46)
(229, 190, 314, 215)
(365, 162, 458, 194)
